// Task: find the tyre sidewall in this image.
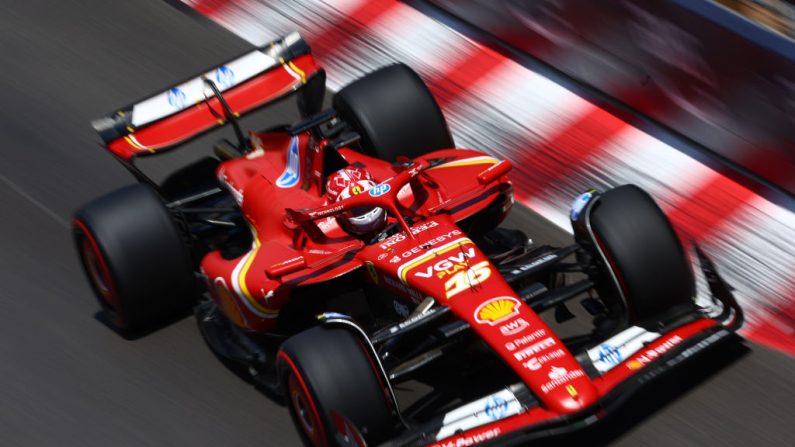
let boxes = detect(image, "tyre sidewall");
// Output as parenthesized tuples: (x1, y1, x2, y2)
(73, 184, 195, 332)
(278, 326, 394, 446)
(587, 185, 695, 323)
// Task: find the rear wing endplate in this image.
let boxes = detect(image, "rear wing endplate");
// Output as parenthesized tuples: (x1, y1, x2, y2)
(92, 32, 324, 161)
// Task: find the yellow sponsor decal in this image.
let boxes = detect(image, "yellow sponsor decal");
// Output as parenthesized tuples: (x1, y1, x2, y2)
(474, 297, 521, 325)
(627, 360, 643, 370)
(444, 261, 492, 299)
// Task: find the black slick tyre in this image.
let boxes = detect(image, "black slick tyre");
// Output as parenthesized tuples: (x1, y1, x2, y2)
(587, 185, 695, 323)
(333, 63, 453, 160)
(73, 184, 195, 333)
(278, 325, 395, 447)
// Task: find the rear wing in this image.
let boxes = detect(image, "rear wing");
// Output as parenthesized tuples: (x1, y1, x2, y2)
(92, 32, 324, 161)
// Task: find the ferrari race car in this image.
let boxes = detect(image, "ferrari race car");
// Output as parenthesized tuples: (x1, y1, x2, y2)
(73, 33, 744, 447)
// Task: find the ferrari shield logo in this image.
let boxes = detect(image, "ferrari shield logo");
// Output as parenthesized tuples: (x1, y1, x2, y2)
(365, 261, 379, 284)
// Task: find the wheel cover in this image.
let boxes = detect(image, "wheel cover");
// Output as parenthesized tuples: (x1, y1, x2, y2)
(288, 373, 327, 447)
(79, 235, 122, 326)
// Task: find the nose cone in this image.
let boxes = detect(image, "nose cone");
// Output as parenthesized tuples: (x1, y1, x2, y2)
(545, 382, 599, 414)
(537, 367, 600, 414)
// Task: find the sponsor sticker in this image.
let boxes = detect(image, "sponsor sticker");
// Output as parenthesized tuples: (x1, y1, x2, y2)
(131, 49, 277, 127)
(378, 220, 444, 250)
(509, 253, 557, 276)
(483, 395, 508, 420)
(415, 246, 475, 279)
(522, 348, 565, 371)
(626, 335, 684, 370)
(214, 65, 235, 88)
(587, 325, 661, 374)
(438, 428, 501, 447)
(513, 337, 556, 361)
(597, 344, 622, 366)
(500, 318, 530, 337)
(368, 183, 391, 197)
(308, 204, 343, 219)
(400, 233, 462, 259)
(388, 306, 437, 334)
(394, 238, 493, 299)
(434, 389, 518, 442)
(276, 136, 301, 188)
(474, 297, 521, 326)
(167, 87, 187, 109)
(504, 329, 547, 351)
(540, 366, 585, 394)
(444, 261, 491, 299)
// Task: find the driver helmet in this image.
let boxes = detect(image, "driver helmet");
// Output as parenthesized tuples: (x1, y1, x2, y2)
(325, 166, 387, 236)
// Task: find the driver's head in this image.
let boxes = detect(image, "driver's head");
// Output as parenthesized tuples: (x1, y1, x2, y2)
(325, 166, 387, 236)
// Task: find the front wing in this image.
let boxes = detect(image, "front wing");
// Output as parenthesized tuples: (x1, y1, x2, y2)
(381, 318, 737, 447)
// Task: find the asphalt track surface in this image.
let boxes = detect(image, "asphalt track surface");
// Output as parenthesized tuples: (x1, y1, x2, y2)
(0, 1, 792, 446)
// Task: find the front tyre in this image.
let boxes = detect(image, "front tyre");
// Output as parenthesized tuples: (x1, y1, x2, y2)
(278, 325, 395, 447)
(575, 185, 695, 326)
(73, 184, 195, 333)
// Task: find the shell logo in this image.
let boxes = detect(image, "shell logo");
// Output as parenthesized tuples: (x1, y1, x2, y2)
(627, 360, 644, 370)
(474, 297, 521, 326)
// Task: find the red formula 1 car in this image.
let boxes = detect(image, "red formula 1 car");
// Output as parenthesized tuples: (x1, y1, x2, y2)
(73, 33, 744, 446)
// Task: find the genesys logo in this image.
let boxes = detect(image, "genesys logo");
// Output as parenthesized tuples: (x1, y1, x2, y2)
(474, 297, 521, 326)
(389, 230, 464, 263)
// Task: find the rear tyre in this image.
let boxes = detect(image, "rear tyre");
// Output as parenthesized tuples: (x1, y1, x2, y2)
(333, 63, 453, 161)
(278, 325, 395, 447)
(585, 185, 695, 324)
(73, 184, 195, 333)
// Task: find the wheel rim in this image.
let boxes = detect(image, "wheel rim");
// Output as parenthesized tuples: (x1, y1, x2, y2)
(287, 373, 326, 447)
(78, 233, 122, 326)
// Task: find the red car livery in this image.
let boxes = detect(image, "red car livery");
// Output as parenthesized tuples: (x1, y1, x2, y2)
(73, 33, 744, 447)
